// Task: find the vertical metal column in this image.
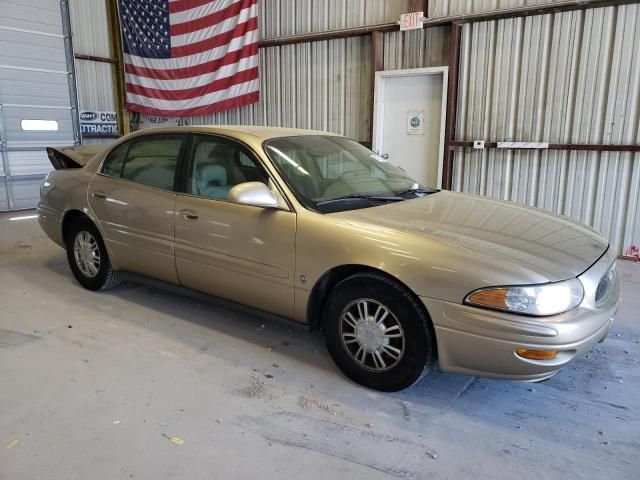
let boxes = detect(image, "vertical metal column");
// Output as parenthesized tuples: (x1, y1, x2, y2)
(59, 0, 81, 145)
(0, 102, 13, 209)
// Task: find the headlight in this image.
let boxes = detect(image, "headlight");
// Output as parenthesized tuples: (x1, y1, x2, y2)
(464, 278, 584, 316)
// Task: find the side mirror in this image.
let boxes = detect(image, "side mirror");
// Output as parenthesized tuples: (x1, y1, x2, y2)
(228, 182, 279, 208)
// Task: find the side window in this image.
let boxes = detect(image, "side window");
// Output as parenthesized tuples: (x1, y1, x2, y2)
(101, 142, 128, 177)
(188, 136, 268, 200)
(120, 136, 184, 191)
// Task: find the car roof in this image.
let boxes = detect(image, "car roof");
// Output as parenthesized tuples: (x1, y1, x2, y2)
(133, 125, 340, 141)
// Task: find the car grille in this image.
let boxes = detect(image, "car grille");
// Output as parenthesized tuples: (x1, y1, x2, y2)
(595, 263, 616, 305)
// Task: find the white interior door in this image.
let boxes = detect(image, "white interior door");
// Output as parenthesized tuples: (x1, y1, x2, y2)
(373, 68, 448, 189)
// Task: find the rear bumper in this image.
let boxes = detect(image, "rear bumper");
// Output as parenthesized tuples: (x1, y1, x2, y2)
(421, 248, 621, 381)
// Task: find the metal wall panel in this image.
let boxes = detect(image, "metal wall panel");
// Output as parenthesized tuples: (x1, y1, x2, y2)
(429, 0, 575, 18)
(0, 0, 78, 210)
(0, 0, 63, 34)
(185, 36, 373, 141)
(68, 0, 111, 57)
(75, 59, 116, 112)
(452, 5, 640, 254)
(383, 26, 450, 70)
(259, 0, 412, 39)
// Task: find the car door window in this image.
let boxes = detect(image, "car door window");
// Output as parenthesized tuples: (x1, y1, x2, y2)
(188, 136, 268, 200)
(101, 135, 184, 191)
(101, 142, 128, 177)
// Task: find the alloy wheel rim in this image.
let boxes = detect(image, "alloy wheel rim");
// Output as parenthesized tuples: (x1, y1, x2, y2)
(339, 298, 405, 372)
(73, 231, 101, 278)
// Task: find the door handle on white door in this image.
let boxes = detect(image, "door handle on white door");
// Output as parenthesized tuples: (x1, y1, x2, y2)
(179, 209, 199, 221)
(380, 153, 389, 159)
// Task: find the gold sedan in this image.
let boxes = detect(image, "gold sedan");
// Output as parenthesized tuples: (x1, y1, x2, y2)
(39, 126, 621, 391)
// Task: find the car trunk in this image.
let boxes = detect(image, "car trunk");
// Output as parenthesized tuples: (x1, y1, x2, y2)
(46, 145, 107, 170)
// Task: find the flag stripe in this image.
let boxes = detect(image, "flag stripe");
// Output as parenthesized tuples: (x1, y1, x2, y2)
(171, 17, 257, 58)
(124, 29, 257, 70)
(127, 91, 259, 117)
(169, 0, 233, 25)
(168, 0, 219, 14)
(126, 78, 259, 110)
(171, 0, 255, 36)
(125, 44, 257, 81)
(127, 66, 259, 101)
(170, 6, 255, 47)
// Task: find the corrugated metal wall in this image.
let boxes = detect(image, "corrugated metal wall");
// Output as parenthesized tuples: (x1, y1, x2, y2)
(188, 36, 373, 141)
(383, 26, 450, 70)
(68, 0, 116, 145)
(429, 0, 576, 18)
(183, 1, 422, 141)
(260, 0, 411, 38)
(451, 4, 640, 254)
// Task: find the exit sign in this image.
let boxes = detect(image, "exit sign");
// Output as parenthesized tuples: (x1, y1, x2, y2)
(399, 11, 424, 31)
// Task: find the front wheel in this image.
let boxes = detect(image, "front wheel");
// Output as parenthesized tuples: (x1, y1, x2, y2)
(323, 273, 436, 391)
(65, 217, 121, 291)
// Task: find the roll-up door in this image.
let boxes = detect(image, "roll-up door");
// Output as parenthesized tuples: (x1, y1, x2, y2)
(0, 0, 79, 210)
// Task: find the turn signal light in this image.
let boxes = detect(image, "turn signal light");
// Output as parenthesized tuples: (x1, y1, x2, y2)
(516, 348, 558, 360)
(466, 288, 508, 309)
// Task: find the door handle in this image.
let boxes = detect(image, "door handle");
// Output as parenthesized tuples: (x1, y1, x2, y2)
(92, 191, 106, 199)
(380, 153, 389, 160)
(179, 209, 199, 221)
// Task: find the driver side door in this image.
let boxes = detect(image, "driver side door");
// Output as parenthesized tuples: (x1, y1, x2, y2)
(173, 134, 297, 318)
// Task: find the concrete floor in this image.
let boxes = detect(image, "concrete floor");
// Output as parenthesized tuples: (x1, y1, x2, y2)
(1, 210, 638, 480)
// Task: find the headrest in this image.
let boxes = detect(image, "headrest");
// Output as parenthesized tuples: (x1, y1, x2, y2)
(199, 163, 227, 186)
(208, 144, 237, 160)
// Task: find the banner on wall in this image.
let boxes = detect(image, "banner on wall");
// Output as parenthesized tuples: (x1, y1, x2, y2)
(79, 111, 118, 137)
(118, 0, 260, 117)
(129, 113, 189, 132)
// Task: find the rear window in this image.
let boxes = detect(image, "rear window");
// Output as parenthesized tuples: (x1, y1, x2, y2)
(102, 135, 184, 191)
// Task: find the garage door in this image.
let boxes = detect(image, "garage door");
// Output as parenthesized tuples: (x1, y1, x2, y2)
(0, 0, 79, 210)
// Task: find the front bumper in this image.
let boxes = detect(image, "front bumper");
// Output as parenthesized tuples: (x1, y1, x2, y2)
(421, 247, 621, 381)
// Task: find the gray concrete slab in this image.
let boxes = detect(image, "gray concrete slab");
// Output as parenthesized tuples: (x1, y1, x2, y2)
(0, 210, 638, 480)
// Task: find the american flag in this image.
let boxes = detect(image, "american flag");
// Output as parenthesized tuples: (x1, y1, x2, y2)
(118, 0, 259, 117)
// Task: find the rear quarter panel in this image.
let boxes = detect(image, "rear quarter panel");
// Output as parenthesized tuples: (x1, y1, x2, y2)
(38, 169, 98, 247)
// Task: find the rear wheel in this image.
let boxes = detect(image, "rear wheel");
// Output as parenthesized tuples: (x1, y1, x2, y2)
(65, 217, 121, 291)
(323, 272, 435, 391)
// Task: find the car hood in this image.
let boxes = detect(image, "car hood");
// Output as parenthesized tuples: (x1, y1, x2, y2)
(331, 191, 608, 282)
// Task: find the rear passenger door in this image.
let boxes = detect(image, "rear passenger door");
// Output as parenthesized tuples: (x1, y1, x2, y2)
(88, 134, 186, 284)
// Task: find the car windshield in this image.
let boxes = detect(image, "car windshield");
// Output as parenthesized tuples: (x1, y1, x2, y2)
(263, 135, 438, 212)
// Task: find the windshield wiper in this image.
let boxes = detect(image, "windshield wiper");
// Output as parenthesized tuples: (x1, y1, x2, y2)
(396, 187, 439, 197)
(316, 193, 404, 206)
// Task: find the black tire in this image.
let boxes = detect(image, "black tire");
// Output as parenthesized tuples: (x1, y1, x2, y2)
(65, 217, 121, 291)
(323, 272, 435, 391)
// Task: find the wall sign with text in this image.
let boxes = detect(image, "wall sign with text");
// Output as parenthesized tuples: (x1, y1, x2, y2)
(80, 111, 118, 137)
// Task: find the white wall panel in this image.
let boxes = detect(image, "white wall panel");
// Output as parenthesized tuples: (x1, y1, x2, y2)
(260, 0, 412, 38)
(68, 0, 111, 57)
(75, 59, 115, 112)
(452, 4, 640, 254)
(429, 0, 579, 18)
(0, 0, 77, 210)
(383, 26, 450, 70)
(0, 0, 63, 35)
